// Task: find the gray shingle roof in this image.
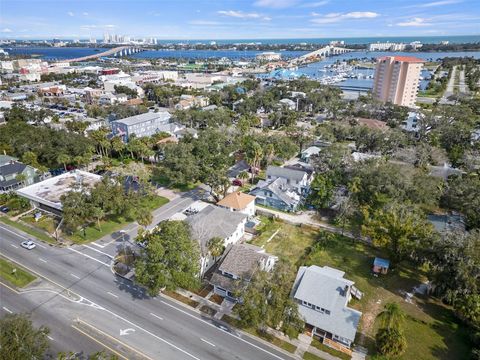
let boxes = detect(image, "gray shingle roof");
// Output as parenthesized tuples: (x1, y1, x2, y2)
(252, 178, 300, 206)
(186, 205, 247, 253)
(266, 165, 307, 182)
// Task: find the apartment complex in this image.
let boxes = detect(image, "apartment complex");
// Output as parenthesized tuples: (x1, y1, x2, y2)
(372, 56, 423, 107)
(110, 110, 171, 141)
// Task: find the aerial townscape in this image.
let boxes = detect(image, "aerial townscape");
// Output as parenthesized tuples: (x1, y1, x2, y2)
(0, 1, 480, 360)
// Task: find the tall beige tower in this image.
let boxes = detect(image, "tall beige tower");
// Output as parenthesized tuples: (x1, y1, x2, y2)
(372, 56, 423, 107)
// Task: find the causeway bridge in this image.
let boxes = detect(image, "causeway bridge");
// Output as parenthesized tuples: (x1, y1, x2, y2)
(64, 46, 145, 63)
(290, 45, 354, 65)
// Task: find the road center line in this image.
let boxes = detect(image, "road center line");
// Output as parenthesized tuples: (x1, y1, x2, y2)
(70, 273, 80, 279)
(10, 244, 18, 248)
(2, 307, 13, 313)
(107, 291, 118, 298)
(200, 338, 216, 347)
(48, 336, 54, 341)
(150, 312, 163, 321)
(160, 300, 285, 360)
(38, 258, 47, 263)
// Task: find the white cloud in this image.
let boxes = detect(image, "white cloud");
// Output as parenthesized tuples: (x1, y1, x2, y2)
(189, 20, 221, 26)
(301, 1, 329, 8)
(1, 28, 13, 33)
(311, 11, 379, 24)
(218, 10, 262, 19)
(263, 16, 272, 21)
(67, 11, 74, 17)
(254, 0, 299, 8)
(82, 12, 89, 16)
(409, 0, 462, 8)
(397, 17, 431, 26)
(80, 24, 116, 31)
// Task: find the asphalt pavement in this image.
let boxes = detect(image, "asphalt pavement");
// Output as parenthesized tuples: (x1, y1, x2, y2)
(0, 220, 295, 360)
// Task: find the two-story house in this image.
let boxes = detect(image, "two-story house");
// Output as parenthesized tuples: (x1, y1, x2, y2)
(249, 166, 312, 212)
(0, 155, 38, 193)
(291, 265, 362, 352)
(186, 205, 247, 277)
(208, 243, 277, 302)
(217, 192, 256, 218)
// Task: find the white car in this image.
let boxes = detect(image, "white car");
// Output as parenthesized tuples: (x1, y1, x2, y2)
(21, 240, 36, 250)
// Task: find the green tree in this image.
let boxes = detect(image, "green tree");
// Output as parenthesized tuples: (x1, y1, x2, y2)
(57, 153, 70, 171)
(308, 174, 335, 210)
(376, 327, 407, 357)
(207, 236, 224, 260)
(135, 207, 153, 229)
(0, 313, 50, 360)
(134, 221, 200, 296)
(376, 302, 405, 331)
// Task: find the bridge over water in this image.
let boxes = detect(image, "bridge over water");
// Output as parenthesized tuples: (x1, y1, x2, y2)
(62, 46, 145, 63)
(290, 45, 354, 65)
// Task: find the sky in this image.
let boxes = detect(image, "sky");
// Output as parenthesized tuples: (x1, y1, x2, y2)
(0, 0, 479, 40)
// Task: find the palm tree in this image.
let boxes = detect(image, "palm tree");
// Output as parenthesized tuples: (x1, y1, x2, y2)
(376, 302, 405, 331)
(207, 237, 224, 261)
(246, 142, 263, 184)
(238, 171, 249, 185)
(57, 154, 70, 171)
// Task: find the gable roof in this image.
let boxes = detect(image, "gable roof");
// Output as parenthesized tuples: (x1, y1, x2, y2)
(252, 178, 301, 206)
(112, 110, 171, 126)
(292, 265, 362, 342)
(186, 205, 247, 253)
(217, 192, 256, 210)
(266, 165, 307, 182)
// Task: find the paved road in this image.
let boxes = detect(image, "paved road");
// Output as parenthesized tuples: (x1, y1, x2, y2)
(0, 223, 294, 360)
(92, 187, 205, 255)
(440, 65, 456, 104)
(1, 281, 107, 358)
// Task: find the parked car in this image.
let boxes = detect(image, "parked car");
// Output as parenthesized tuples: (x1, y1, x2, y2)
(21, 240, 36, 250)
(0, 206, 9, 213)
(232, 179, 243, 186)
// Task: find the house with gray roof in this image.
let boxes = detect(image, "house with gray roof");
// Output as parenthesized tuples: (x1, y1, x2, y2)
(291, 265, 362, 350)
(208, 243, 277, 301)
(249, 165, 312, 212)
(110, 110, 172, 142)
(0, 155, 38, 193)
(186, 205, 247, 276)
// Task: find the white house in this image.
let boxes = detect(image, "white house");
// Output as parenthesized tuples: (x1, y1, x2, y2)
(291, 265, 362, 351)
(186, 205, 247, 276)
(217, 192, 256, 218)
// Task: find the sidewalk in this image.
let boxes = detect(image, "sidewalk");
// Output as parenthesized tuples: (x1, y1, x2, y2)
(257, 206, 369, 243)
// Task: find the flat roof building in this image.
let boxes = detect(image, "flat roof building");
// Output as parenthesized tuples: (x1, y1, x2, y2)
(16, 170, 102, 214)
(110, 110, 172, 142)
(373, 56, 423, 108)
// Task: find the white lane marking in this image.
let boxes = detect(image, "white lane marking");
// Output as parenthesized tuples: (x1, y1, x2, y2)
(70, 273, 80, 279)
(2, 307, 12, 313)
(0, 253, 200, 360)
(68, 247, 109, 267)
(82, 245, 114, 258)
(0, 225, 28, 239)
(36, 243, 47, 249)
(10, 244, 18, 248)
(150, 312, 163, 321)
(201, 338, 216, 347)
(107, 291, 118, 298)
(48, 336, 54, 341)
(160, 300, 284, 360)
(38, 258, 47, 263)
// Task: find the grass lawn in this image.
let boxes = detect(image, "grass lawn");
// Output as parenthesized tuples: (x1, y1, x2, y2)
(303, 352, 325, 360)
(66, 195, 169, 244)
(22, 214, 57, 234)
(0, 257, 36, 287)
(153, 174, 199, 192)
(248, 220, 472, 360)
(0, 216, 56, 244)
(222, 315, 297, 353)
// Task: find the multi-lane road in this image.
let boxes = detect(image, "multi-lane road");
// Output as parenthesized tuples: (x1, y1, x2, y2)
(0, 191, 294, 360)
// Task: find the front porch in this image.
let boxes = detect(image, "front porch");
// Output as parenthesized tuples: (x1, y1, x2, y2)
(309, 326, 353, 357)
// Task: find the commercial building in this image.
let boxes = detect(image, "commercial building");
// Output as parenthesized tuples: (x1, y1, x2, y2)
(16, 170, 102, 214)
(255, 52, 281, 62)
(372, 56, 424, 107)
(110, 110, 172, 142)
(369, 42, 406, 51)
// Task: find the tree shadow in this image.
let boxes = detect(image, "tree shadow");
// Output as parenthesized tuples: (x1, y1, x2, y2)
(113, 275, 150, 301)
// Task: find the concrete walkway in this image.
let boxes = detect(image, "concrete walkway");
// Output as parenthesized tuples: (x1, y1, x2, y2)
(257, 206, 369, 243)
